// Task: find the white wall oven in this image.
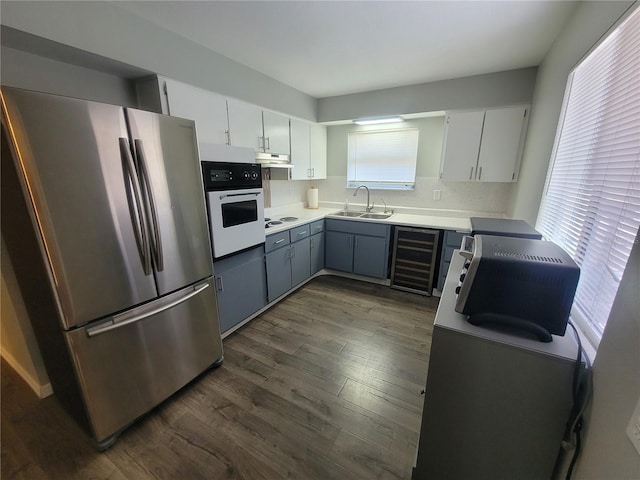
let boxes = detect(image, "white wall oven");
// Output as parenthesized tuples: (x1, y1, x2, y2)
(202, 161, 265, 259)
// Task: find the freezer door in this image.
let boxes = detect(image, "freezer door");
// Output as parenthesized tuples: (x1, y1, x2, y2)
(126, 108, 214, 295)
(65, 277, 223, 443)
(1, 87, 157, 329)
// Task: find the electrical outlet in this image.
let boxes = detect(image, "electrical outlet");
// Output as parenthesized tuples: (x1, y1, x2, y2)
(626, 394, 640, 456)
(433, 190, 441, 201)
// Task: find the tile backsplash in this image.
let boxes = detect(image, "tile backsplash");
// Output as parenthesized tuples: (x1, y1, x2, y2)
(276, 176, 515, 215)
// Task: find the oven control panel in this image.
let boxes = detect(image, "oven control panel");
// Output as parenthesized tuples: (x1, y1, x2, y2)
(202, 161, 262, 191)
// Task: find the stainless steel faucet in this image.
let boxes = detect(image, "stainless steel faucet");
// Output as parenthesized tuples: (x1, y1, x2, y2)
(353, 185, 373, 212)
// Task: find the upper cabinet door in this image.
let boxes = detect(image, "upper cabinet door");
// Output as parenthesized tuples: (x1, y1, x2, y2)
(1, 88, 158, 328)
(227, 99, 264, 151)
(126, 108, 214, 295)
(477, 106, 528, 182)
(163, 78, 229, 147)
(290, 118, 311, 179)
(310, 123, 327, 179)
(262, 110, 290, 155)
(439, 111, 485, 182)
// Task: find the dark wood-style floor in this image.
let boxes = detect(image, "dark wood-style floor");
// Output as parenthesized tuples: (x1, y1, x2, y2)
(1, 275, 438, 480)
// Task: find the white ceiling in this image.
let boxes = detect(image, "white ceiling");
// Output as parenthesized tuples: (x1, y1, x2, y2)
(114, 1, 579, 99)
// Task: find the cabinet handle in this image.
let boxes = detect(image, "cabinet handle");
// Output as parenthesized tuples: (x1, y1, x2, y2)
(266, 137, 271, 150)
(311, 168, 315, 178)
(298, 231, 307, 236)
(290, 246, 295, 258)
(469, 166, 474, 180)
(314, 226, 322, 232)
(215, 276, 224, 292)
(478, 166, 483, 180)
(225, 129, 230, 146)
(274, 238, 285, 245)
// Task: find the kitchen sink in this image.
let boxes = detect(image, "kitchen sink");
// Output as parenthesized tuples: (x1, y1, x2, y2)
(332, 210, 366, 217)
(330, 210, 393, 219)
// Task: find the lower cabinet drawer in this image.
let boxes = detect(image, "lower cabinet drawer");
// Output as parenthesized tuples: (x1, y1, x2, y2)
(265, 231, 290, 253)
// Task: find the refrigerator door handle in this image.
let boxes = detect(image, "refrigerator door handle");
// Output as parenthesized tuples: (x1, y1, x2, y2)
(86, 281, 210, 337)
(119, 138, 152, 276)
(134, 139, 163, 272)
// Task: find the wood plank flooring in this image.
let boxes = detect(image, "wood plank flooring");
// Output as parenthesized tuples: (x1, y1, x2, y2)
(1, 275, 438, 480)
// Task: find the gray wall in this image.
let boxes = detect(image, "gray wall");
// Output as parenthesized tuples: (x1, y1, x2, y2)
(509, 0, 637, 225)
(318, 68, 537, 123)
(574, 227, 640, 478)
(0, 0, 317, 121)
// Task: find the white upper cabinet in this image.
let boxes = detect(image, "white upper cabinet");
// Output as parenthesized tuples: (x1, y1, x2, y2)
(227, 100, 291, 154)
(290, 119, 327, 180)
(226, 98, 265, 152)
(290, 118, 311, 180)
(137, 76, 231, 146)
(135, 75, 324, 176)
(262, 110, 290, 155)
(310, 123, 327, 179)
(439, 111, 485, 182)
(439, 106, 528, 182)
(477, 107, 528, 182)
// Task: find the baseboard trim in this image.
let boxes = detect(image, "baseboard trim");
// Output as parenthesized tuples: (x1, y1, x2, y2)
(1, 349, 53, 398)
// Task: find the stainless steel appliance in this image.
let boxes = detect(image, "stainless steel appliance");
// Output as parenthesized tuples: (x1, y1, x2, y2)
(1, 87, 223, 449)
(202, 161, 265, 258)
(454, 235, 580, 341)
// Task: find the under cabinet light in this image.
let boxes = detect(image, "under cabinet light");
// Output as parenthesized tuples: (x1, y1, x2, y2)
(353, 116, 404, 126)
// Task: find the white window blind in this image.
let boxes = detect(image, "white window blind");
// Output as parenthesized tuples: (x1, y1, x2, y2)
(347, 128, 419, 189)
(536, 6, 640, 347)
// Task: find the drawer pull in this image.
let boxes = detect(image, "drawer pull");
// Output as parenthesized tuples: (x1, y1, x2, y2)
(274, 238, 285, 244)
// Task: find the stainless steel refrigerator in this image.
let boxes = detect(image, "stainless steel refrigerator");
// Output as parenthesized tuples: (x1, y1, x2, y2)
(1, 86, 223, 449)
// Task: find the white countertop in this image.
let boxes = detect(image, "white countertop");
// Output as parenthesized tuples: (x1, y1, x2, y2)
(264, 204, 471, 235)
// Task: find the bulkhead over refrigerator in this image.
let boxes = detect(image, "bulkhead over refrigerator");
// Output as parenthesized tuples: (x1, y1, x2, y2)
(1, 86, 223, 449)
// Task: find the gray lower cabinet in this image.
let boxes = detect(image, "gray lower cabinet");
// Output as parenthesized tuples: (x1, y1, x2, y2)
(213, 245, 267, 334)
(437, 230, 465, 291)
(325, 231, 353, 271)
(266, 224, 311, 302)
(291, 236, 311, 286)
(310, 219, 325, 275)
(265, 245, 292, 302)
(310, 231, 325, 274)
(325, 219, 391, 279)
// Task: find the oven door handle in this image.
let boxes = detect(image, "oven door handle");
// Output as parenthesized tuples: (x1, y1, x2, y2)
(219, 192, 262, 200)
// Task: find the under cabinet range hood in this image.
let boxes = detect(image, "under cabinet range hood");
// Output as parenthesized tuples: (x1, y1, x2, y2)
(256, 152, 293, 168)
